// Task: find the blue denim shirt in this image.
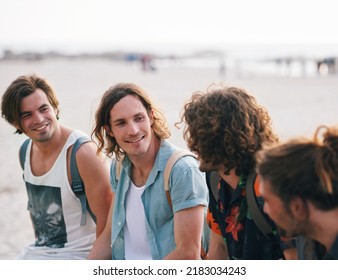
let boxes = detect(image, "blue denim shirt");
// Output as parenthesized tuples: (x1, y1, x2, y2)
(110, 140, 208, 260)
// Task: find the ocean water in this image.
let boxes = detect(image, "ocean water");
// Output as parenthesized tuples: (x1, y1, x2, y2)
(2, 43, 338, 77)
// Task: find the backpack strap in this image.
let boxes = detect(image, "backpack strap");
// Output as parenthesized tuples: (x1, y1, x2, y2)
(246, 171, 274, 240)
(70, 136, 96, 226)
(116, 151, 198, 206)
(207, 171, 220, 202)
(19, 138, 31, 170)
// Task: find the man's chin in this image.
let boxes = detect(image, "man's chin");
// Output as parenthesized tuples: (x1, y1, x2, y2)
(277, 226, 298, 239)
(36, 133, 53, 143)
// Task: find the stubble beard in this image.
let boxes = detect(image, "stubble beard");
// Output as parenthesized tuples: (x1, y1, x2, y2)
(280, 218, 313, 239)
(34, 123, 56, 143)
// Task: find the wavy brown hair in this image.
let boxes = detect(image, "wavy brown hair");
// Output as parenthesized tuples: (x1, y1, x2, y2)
(178, 84, 278, 175)
(256, 125, 338, 210)
(1, 74, 60, 134)
(92, 83, 171, 159)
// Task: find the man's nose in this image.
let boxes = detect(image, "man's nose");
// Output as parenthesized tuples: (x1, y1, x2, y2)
(127, 122, 139, 135)
(32, 112, 44, 123)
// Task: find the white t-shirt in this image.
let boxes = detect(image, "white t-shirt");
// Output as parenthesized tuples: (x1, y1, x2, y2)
(124, 182, 152, 260)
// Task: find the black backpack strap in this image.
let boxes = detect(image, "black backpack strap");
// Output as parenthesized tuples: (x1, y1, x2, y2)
(19, 138, 31, 170)
(246, 171, 274, 240)
(70, 136, 96, 226)
(207, 171, 220, 202)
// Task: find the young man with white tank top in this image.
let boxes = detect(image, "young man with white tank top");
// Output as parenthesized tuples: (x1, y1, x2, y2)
(1, 74, 113, 259)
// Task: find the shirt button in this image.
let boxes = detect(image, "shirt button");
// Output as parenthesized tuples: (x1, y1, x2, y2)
(118, 222, 121, 226)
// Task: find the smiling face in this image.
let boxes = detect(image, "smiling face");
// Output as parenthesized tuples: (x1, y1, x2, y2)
(107, 94, 154, 159)
(17, 89, 59, 142)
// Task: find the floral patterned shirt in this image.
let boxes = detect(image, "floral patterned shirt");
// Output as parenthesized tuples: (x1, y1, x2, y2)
(206, 172, 286, 260)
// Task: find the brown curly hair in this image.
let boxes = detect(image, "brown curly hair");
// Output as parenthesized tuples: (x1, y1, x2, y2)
(92, 83, 171, 159)
(178, 84, 278, 175)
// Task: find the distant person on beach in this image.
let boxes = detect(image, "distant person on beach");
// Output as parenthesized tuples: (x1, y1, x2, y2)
(1, 74, 112, 259)
(140, 54, 156, 72)
(256, 125, 338, 260)
(88, 83, 208, 260)
(178, 84, 296, 259)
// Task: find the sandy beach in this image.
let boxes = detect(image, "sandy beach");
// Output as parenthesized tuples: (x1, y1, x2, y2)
(0, 58, 337, 259)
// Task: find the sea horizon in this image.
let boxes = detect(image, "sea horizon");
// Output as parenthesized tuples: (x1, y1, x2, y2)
(1, 42, 338, 59)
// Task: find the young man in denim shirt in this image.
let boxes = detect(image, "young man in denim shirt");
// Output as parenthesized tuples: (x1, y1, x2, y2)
(88, 83, 208, 260)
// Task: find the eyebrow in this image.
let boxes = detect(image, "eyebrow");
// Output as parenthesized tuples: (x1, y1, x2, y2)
(112, 112, 145, 124)
(20, 103, 50, 116)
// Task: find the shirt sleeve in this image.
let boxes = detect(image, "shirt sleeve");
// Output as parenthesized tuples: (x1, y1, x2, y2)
(169, 156, 209, 213)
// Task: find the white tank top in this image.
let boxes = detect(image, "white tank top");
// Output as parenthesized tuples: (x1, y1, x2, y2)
(18, 130, 96, 259)
(124, 181, 152, 260)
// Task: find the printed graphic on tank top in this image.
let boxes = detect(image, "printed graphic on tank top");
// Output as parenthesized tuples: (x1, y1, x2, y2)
(26, 182, 67, 248)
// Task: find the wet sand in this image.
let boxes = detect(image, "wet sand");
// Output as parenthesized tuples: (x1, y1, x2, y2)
(0, 59, 337, 259)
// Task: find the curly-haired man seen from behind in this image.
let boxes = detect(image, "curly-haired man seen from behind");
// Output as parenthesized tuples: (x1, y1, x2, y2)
(178, 83, 296, 260)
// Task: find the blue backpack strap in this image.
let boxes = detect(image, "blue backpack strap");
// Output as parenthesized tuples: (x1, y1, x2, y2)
(70, 136, 96, 226)
(19, 138, 31, 170)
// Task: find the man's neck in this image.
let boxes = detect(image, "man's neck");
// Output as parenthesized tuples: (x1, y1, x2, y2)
(218, 168, 239, 190)
(32, 125, 71, 155)
(130, 137, 161, 187)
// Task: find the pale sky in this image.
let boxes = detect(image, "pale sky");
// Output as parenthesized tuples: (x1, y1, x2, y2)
(1, 0, 338, 53)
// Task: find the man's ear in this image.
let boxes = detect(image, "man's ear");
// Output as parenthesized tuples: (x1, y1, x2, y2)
(13, 122, 20, 130)
(105, 125, 114, 137)
(55, 108, 60, 120)
(13, 121, 23, 133)
(149, 110, 154, 125)
(289, 197, 309, 220)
